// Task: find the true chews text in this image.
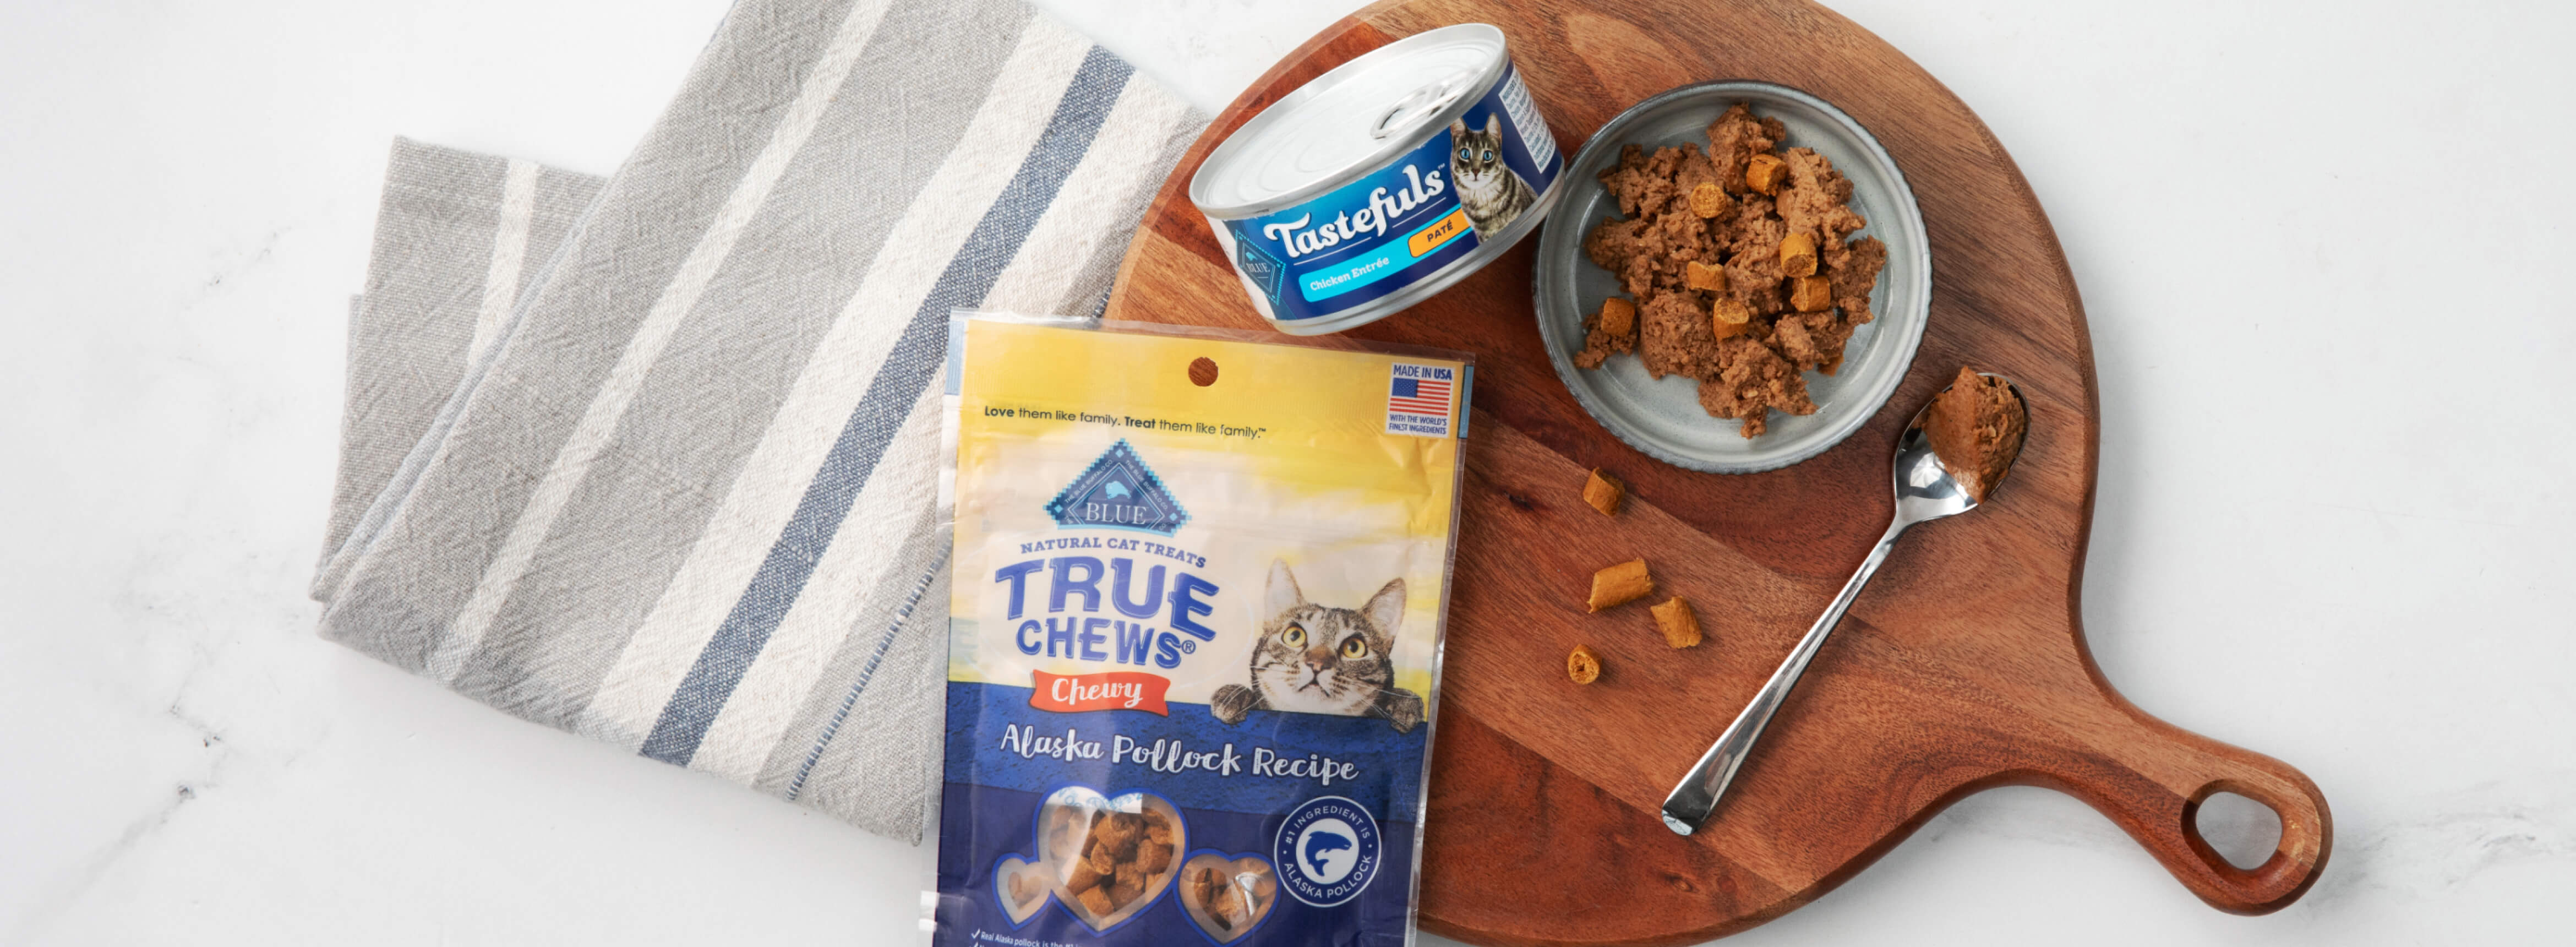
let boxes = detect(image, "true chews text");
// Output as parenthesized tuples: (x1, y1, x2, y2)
(995, 556, 1220, 670)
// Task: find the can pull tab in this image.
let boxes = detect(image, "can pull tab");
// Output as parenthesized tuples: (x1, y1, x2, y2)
(1371, 70, 1475, 140)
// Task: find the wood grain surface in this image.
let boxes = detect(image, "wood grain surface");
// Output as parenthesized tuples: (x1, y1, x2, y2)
(1102, 1, 2333, 943)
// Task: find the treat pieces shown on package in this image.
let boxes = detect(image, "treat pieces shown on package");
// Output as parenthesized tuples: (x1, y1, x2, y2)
(1575, 103, 1889, 437)
(1190, 864, 1274, 933)
(1065, 808, 1177, 919)
(1006, 869, 1044, 910)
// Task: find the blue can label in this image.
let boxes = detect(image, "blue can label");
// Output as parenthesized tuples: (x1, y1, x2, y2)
(1225, 65, 1561, 324)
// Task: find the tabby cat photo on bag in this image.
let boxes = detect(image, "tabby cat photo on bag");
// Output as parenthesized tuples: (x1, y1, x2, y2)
(1211, 560, 1425, 733)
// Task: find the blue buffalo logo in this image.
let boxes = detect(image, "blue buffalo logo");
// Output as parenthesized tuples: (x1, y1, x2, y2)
(1045, 439, 1188, 535)
(1234, 235, 1286, 307)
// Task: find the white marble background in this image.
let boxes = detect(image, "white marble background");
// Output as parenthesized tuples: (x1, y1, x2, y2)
(2, 0, 2570, 943)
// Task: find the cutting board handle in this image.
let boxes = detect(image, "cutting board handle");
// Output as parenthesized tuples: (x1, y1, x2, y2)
(2051, 709, 2334, 914)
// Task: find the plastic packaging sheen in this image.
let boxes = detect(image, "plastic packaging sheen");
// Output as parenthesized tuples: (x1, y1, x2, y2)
(929, 314, 1470, 947)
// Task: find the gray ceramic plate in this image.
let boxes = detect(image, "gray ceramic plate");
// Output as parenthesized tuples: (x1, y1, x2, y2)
(1533, 81, 1930, 474)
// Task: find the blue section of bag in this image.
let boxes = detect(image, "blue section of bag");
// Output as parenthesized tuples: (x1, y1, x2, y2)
(934, 782, 1417, 947)
(931, 681, 1426, 946)
(941, 682, 1425, 817)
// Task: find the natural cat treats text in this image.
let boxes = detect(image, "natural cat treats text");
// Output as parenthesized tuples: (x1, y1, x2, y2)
(931, 317, 1470, 947)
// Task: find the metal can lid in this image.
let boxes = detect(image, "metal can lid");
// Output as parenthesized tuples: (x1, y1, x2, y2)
(1190, 24, 1509, 219)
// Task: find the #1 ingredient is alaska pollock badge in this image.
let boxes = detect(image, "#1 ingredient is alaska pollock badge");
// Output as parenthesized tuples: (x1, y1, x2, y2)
(931, 314, 1471, 946)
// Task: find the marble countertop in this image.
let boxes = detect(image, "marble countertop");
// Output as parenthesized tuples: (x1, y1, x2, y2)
(3, 0, 2570, 943)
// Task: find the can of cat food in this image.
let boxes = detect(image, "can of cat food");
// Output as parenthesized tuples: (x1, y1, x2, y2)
(1190, 23, 1565, 335)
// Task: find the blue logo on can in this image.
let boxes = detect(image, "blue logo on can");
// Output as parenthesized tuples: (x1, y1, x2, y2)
(1274, 795, 1382, 907)
(1235, 235, 1287, 308)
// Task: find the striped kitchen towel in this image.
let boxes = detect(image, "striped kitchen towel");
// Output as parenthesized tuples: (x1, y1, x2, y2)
(320, 140, 605, 569)
(313, 0, 1203, 842)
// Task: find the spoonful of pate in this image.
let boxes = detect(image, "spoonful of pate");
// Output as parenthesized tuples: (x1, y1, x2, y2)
(1661, 366, 2028, 835)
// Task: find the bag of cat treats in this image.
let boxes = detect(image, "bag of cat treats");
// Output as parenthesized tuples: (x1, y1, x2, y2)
(928, 313, 1469, 947)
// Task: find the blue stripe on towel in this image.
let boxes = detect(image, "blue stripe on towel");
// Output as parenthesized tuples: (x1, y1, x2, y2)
(640, 48, 1134, 768)
(785, 548, 949, 801)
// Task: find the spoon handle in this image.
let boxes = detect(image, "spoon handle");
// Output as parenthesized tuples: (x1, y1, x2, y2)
(1661, 519, 1908, 836)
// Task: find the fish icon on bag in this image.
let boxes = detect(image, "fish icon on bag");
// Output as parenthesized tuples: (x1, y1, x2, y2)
(1303, 831, 1352, 875)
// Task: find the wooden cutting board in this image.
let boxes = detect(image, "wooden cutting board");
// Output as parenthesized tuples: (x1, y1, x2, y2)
(1101, 1, 2333, 943)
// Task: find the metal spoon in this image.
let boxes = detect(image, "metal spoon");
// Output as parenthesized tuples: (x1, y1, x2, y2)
(1660, 373, 2027, 836)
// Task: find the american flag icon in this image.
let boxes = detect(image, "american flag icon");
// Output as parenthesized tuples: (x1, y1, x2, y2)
(1387, 368, 1454, 416)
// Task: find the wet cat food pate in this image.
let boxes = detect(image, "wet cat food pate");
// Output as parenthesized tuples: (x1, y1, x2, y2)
(934, 315, 1470, 946)
(1192, 24, 1564, 335)
(1923, 366, 2027, 503)
(1574, 103, 1889, 437)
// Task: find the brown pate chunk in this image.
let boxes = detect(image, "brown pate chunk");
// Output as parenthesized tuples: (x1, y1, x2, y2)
(1922, 366, 2028, 504)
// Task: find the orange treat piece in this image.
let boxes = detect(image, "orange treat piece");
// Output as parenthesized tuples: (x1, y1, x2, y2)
(1567, 645, 1603, 684)
(1710, 297, 1754, 339)
(1078, 885, 1116, 917)
(1138, 839, 1173, 874)
(1650, 596, 1702, 648)
(1573, 296, 1640, 369)
(1688, 181, 1732, 217)
(1745, 153, 1788, 194)
(1581, 468, 1625, 516)
(1685, 260, 1728, 292)
(1106, 865, 1145, 910)
(1780, 232, 1818, 277)
(1067, 857, 1106, 895)
(1790, 275, 1832, 313)
(1587, 558, 1654, 612)
(1600, 296, 1636, 336)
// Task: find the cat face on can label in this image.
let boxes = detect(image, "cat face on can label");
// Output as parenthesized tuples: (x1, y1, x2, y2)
(934, 318, 1469, 945)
